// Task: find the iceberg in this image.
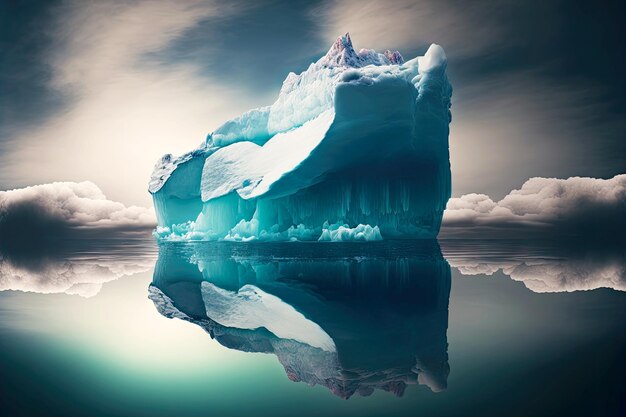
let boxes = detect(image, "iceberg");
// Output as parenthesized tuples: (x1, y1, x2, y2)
(150, 34, 452, 241)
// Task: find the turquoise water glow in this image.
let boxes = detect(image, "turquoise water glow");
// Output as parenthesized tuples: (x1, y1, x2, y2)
(0, 239, 623, 416)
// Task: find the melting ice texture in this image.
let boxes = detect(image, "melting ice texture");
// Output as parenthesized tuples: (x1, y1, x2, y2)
(149, 34, 452, 241)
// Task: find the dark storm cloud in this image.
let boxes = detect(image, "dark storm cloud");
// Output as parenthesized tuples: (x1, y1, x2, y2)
(449, 70, 626, 198)
(149, 0, 327, 95)
(0, 0, 261, 206)
(317, 0, 625, 95)
(317, 0, 626, 197)
(0, 1, 66, 148)
(444, 0, 626, 196)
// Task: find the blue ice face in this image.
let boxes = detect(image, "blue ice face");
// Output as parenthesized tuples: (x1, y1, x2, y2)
(150, 35, 452, 241)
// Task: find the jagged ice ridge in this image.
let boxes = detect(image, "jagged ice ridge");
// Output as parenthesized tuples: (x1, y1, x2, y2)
(149, 34, 452, 241)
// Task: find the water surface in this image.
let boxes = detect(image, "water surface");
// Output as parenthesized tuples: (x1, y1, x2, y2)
(0, 238, 623, 416)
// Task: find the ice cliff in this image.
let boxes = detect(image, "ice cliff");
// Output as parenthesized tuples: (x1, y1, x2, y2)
(150, 34, 452, 241)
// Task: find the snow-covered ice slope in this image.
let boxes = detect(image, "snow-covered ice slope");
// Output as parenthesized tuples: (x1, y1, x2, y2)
(150, 34, 452, 241)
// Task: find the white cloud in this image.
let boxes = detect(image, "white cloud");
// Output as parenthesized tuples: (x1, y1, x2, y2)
(441, 174, 626, 238)
(0, 181, 156, 234)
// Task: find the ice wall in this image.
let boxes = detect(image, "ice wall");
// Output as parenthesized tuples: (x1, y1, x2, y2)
(150, 34, 452, 241)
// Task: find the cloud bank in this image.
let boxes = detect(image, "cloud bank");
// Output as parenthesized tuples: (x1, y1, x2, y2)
(3, 175, 622, 244)
(441, 174, 626, 240)
(0, 182, 156, 247)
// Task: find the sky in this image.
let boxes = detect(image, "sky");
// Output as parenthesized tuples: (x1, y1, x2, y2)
(0, 0, 624, 207)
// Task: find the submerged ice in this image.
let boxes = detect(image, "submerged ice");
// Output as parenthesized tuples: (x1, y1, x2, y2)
(150, 34, 452, 241)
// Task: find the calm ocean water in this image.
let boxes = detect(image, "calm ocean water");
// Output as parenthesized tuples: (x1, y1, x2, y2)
(0, 238, 624, 417)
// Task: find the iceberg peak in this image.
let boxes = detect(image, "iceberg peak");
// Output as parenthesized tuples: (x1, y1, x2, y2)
(319, 33, 406, 68)
(320, 32, 360, 68)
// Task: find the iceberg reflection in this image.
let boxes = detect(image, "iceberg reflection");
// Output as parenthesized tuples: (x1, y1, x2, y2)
(149, 241, 451, 398)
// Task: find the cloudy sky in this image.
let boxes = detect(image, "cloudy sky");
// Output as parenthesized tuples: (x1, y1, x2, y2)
(1, 0, 624, 207)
